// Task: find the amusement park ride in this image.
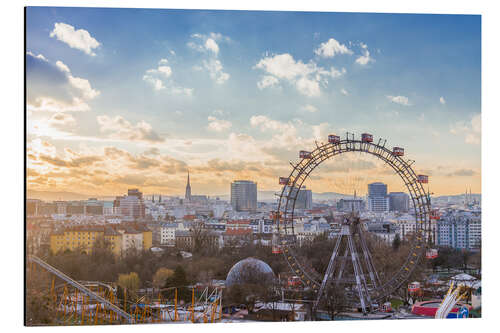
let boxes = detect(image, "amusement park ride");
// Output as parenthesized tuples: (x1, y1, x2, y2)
(273, 132, 437, 314)
(26, 255, 223, 325)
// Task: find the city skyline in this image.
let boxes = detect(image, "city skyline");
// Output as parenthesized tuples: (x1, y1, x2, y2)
(26, 8, 481, 198)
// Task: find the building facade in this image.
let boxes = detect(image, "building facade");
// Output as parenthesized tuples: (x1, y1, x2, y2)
(389, 192, 410, 212)
(368, 182, 389, 212)
(436, 211, 481, 250)
(230, 180, 257, 212)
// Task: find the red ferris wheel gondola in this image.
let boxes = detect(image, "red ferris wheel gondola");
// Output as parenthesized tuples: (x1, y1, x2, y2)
(328, 134, 340, 144)
(393, 147, 404, 156)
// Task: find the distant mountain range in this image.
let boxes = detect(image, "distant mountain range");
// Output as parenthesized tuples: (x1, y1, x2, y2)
(27, 189, 480, 203)
(27, 190, 115, 202)
(27, 189, 355, 202)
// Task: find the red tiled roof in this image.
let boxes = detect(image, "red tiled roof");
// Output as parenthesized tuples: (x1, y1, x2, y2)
(224, 227, 252, 236)
(227, 219, 251, 225)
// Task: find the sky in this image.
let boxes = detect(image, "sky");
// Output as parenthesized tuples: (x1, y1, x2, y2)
(25, 7, 481, 198)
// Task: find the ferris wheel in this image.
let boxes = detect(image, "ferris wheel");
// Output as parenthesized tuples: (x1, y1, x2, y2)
(274, 132, 432, 314)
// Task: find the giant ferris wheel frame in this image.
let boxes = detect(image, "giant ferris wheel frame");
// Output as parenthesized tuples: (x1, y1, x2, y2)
(275, 132, 432, 303)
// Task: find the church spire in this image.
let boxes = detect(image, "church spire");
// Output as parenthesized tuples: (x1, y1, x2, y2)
(185, 170, 192, 201)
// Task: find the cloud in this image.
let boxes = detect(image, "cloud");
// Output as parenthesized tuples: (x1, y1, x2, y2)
(26, 53, 99, 113)
(63, 66, 100, 99)
(250, 115, 296, 133)
(446, 169, 477, 177)
(27, 51, 47, 62)
(440, 96, 446, 104)
(207, 116, 232, 132)
(202, 59, 230, 84)
(386, 95, 411, 106)
(49, 22, 100, 56)
(28, 97, 91, 113)
(205, 38, 219, 55)
(450, 113, 481, 144)
(257, 75, 280, 90)
(189, 32, 230, 84)
(48, 112, 76, 132)
(314, 38, 352, 58)
(340, 88, 349, 96)
(355, 49, 374, 65)
(254, 53, 345, 97)
(97, 115, 165, 143)
(354, 43, 374, 66)
(143, 58, 192, 95)
(301, 105, 318, 113)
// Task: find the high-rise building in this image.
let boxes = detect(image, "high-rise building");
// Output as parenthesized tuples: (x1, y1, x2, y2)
(127, 189, 143, 200)
(368, 182, 389, 212)
(114, 189, 145, 221)
(296, 186, 313, 209)
(185, 171, 192, 201)
(231, 180, 257, 212)
(389, 192, 410, 212)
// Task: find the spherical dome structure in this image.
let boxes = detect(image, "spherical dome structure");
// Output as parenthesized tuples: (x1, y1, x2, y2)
(225, 257, 275, 286)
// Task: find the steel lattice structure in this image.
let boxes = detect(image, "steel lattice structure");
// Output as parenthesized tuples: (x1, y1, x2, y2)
(275, 133, 432, 304)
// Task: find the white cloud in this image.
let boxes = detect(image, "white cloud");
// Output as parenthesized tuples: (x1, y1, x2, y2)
(55, 60, 100, 99)
(302, 104, 318, 113)
(255, 53, 312, 81)
(314, 38, 353, 58)
(296, 77, 320, 97)
(143, 59, 192, 94)
(28, 97, 90, 113)
(250, 115, 296, 133)
(355, 49, 374, 65)
(97, 115, 165, 143)
(440, 96, 446, 104)
(67, 75, 100, 100)
(48, 112, 76, 132)
(386, 95, 411, 106)
(55, 60, 70, 73)
(340, 88, 349, 96)
(27, 57, 99, 113)
(450, 113, 481, 145)
(49, 22, 100, 56)
(27, 51, 47, 61)
(204, 38, 219, 55)
(257, 75, 280, 90)
(171, 86, 194, 96)
(188, 32, 229, 54)
(202, 59, 230, 84)
(189, 32, 230, 84)
(207, 116, 232, 132)
(254, 53, 345, 97)
(143, 75, 165, 91)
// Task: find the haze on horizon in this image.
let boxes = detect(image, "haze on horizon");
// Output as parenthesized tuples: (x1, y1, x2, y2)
(26, 8, 481, 199)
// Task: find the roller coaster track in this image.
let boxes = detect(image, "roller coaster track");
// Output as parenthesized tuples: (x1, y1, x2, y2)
(28, 255, 133, 323)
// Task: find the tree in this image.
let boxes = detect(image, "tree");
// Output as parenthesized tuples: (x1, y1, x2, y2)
(117, 272, 141, 298)
(163, 265, 190, 302)
(190, 222, 218, 255)
(323, 284, 347, 320)
(392, 233, 401, 251)
(152, 267, 174, 289)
